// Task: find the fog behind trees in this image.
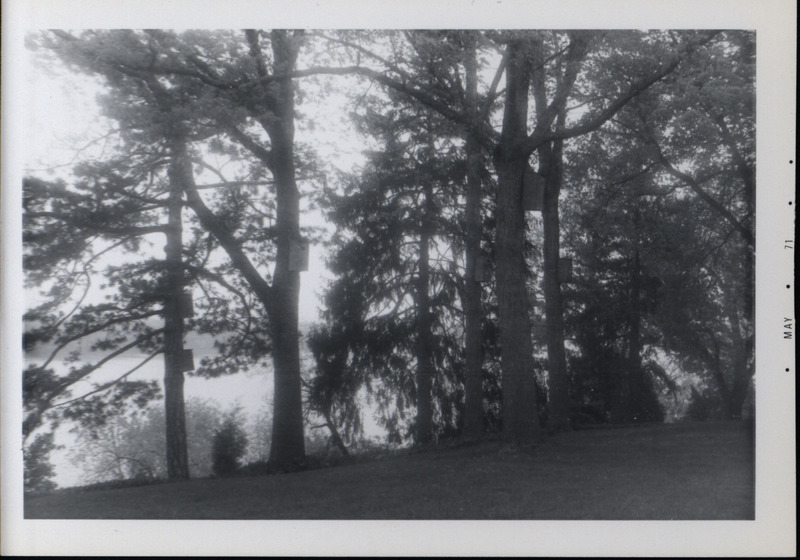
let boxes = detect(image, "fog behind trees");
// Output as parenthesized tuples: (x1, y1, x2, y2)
(20, 28, 758, 490)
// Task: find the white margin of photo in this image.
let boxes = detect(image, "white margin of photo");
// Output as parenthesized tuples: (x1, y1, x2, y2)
(2, 0, 796, 556)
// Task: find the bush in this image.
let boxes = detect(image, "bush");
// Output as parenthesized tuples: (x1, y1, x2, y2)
(24, 432, 60, 493)
(687, 387, 715, 421)
(211, 416, 248, 477)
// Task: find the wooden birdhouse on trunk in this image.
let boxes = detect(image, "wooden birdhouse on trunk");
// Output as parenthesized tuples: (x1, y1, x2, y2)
(523, 165, 544, 212)
(179, 349, 195, 372)
(178, 291, 194, 318)
(289, 238, 309, 272)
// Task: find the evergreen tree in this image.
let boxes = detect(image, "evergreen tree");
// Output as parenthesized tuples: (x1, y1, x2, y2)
(32, 29, 340, 469)
(313, 101, 466, 444)
(212, 413, 249, 477)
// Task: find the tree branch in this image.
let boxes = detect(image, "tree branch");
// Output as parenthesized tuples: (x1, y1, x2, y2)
(481, 45, 509, 120)
(38, 309, 162, 371)
(25, 212, 169, 237)
(656, 149, 754, 247)
(175, 141, 276, 317)
(531, 32, 591, 139)
(224, 125, 275, 170)
(42, 329, 165, 404)
(524, 52, 683, 155)
(51, 350, 161, 408)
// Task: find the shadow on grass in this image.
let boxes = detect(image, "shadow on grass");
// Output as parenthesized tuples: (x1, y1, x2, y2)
(24, 420, 754, 520)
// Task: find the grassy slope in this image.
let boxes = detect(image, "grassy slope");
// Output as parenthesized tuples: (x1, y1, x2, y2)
(24, 420, 754, 520)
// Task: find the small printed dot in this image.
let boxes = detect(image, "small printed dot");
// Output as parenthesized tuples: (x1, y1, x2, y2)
(790, 160, 794, 164)
(786, 368, 790, 372)
(787, 285, 792, 289)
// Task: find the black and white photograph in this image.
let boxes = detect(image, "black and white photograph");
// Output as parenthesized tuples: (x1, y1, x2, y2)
(1, 0, 795, 556)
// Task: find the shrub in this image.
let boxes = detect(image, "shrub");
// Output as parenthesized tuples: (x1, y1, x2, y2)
(24, 432, 60, 493)
(211, 416, 248, 477)
(687, 387, 715, 421)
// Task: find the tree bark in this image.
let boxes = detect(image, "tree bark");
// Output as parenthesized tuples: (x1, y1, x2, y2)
(264, 30, 306, 468)
(163, 139, 190, 480)
(531, 42, 570, 430)
(723, 282, 753, 419)
(493, 39, 542, 444)
(415, 181, 435, 444)
(461, 34, 485, 440)
(179, 31, 307, 469)
(625, 241, 642, 422)
(539, 140, 571, 431)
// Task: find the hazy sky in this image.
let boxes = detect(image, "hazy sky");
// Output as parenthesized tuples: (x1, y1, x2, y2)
(3, 3, 796, 557)
(21, 36, 373, 486)
(23, 40, 362, 326)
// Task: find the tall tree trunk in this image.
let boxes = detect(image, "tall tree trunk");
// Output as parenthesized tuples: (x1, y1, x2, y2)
(164, 139, 190, 480)
(415, 181, 435, 444)
(724, 285, 752, 419)
(166, 31, 307, 470)
(738, 137, 755, 420)
(624, 203, 663, 423)
(626, 243, 642, 421)
(183, 31, 307, 469)
(493, 39, 542, 444)
(530, 39, 571, 432)
(708, 341, 732, 413)
(538, 139, 570, 431)
(727, 353, 750, 420)
(461, 34, 485, 439)
(705, 114, 754, 420)
(265, 30, 306, 468)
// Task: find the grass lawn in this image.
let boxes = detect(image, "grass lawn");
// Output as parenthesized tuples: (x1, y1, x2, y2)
(24, 420, 754, 520)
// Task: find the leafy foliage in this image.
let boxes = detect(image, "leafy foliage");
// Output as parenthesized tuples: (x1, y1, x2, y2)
(308, 95, 472, 444)
(561, 30, 755, 421)
(68, 399, 240, 483)
(24, 432, 61, 493)
(24, 30, 757, 488)
(211, 413, 249, 477)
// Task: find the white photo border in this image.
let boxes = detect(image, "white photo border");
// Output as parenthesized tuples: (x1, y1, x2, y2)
(2, 0, 795, 556)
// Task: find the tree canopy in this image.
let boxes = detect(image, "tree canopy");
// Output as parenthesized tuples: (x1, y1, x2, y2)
(23, 29, 755, 488)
